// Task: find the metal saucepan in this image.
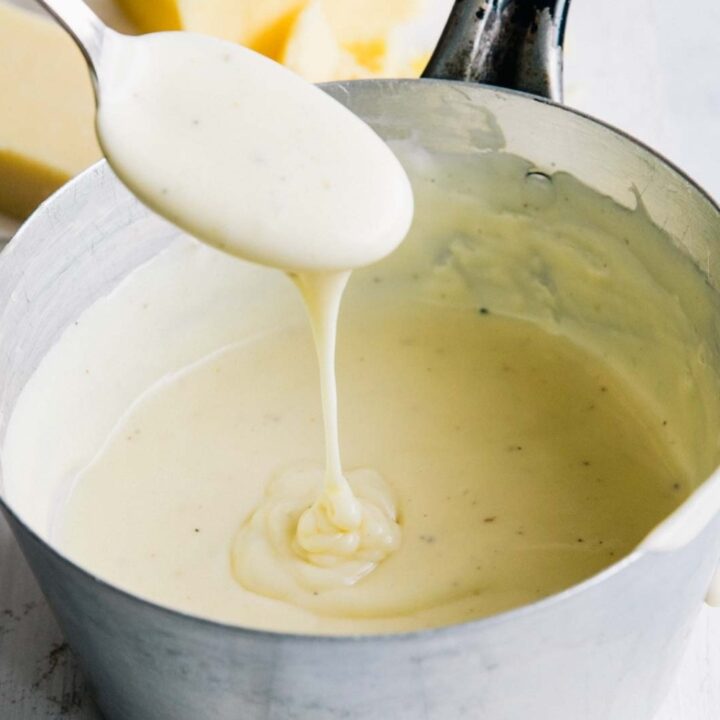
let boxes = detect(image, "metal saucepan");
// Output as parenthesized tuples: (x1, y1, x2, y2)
(2, 1, 720, 718)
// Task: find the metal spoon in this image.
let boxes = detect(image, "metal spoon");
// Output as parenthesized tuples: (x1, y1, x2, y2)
(31, 0, 414, 272)
(33, 0, 107, 91)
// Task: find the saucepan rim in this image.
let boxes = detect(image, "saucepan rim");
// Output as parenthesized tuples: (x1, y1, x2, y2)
(1, 76, 718, 645)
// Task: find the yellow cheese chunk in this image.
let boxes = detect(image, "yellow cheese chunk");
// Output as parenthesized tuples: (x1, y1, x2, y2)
(113, 0, 432, 79)
(247, 2, 308, 61)
(116, 0, 181, 32)
(115, 0, 306, 50)
(84, 0, 137, 33)
(322, 0, 421, 44)
(281, 0, 430, 81)
(0, 2, 101, 219)
(281, 1, 370, 82)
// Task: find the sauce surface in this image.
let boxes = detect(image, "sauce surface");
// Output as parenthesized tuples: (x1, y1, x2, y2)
(55, 288, 685, 632)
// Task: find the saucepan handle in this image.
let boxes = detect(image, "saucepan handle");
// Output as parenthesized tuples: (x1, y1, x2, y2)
(422, 0, 570, 102)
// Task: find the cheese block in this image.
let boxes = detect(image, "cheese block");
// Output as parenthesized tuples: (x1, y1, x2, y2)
(114, 0, 433, 78)
(116, 0, 306, 55)
(288, 0, 431, 80)
(323, 0, 422, 74)
(0, 1, 101, 219)
(112, 0, 182, 33)
(281, 1, 370, 82)
(84, 0, 138, 33)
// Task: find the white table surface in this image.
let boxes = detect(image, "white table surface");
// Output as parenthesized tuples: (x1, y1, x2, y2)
(1, 0, 720, 717)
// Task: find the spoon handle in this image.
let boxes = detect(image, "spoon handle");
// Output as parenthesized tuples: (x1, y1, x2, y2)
(33, 0, 108, 87)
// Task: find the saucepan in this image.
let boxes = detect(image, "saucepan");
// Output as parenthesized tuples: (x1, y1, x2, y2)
(2, 1, 720, 718)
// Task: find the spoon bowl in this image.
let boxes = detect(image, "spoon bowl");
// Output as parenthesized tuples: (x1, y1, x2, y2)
(34, 0, 415, 272)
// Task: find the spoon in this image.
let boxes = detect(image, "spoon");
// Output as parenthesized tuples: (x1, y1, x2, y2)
(33, 0, 414, 272)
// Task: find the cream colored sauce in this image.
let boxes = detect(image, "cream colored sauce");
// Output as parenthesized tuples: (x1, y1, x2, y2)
(56, 298, 686, 631)
(4, 147, 719, 634)
(95, 30, 413, 593)
(234, 270, 401, 598)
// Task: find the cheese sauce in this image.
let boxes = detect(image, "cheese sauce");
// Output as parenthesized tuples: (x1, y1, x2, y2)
(56, 293, 686, 632)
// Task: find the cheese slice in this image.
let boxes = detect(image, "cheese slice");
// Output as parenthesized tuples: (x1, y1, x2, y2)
(0, 1, 101, 219)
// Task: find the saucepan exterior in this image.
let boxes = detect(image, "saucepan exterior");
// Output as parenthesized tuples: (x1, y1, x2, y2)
(2, 2, 720, 719)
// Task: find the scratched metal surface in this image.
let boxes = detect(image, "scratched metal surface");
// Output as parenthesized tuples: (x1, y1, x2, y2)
(2, 510, 720, 720)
